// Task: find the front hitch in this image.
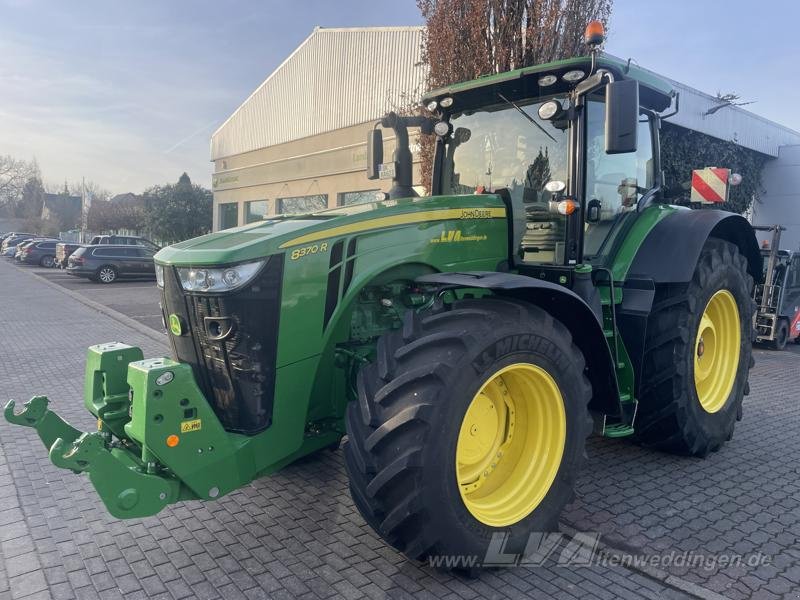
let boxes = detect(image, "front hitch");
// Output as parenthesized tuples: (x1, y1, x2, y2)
(4, 342, 338, 519)
(4, 396, 184, 517)
(4, 395, 82, 450)
(2, 343, 208, 518)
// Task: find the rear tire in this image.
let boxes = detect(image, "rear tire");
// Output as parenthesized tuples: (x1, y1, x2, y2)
(636, 238, 755, 456)
(343, 297, 592, 564)
(96, 265, 117, 284)
(772, 320, 789, 350)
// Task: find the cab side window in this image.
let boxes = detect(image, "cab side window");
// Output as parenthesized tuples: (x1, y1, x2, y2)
(584, 100, 654, 259)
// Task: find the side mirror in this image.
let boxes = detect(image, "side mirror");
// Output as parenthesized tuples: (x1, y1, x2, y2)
(366, 129, 383, 180)
(605, 79, 639, 154)
(587, 199, 602, 223)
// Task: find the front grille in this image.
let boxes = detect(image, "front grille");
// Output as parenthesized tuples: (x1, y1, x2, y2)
(161, 256, 284, 435)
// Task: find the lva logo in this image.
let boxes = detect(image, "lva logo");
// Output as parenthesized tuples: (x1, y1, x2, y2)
(426, 532, 600, 569)
(430, 230, 488, 244)
(482, 531, 601, 567)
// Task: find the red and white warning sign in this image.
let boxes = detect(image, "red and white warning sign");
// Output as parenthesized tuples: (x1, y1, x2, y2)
(690, 167, 731, 204)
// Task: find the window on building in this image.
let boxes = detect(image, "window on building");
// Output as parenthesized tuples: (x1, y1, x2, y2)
(277, 194, 328, 215)
(218, 202, 239, 230)
(338, 190, 380, 207)
(245, 200, 269, 223)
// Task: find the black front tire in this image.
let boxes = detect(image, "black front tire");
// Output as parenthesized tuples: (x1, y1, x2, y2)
(343, 297, 592, 564)
(636, 238, 755, 456)
(40, 255, 55, 268)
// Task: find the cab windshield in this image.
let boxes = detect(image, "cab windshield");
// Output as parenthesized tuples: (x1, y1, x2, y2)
(441, 96, 569, 204)
(441, 96, 570, 265)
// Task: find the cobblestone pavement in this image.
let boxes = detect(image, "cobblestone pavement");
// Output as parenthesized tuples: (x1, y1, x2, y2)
(1, 260, 797, 600)
(562, 341, 800, 600)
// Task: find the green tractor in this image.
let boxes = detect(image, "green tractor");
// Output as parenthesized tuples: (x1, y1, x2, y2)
(6, 25, 759, 564)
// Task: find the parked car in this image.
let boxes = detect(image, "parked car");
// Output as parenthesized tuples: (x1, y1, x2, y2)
(55, 242, 82, 268)
(12, 238, 44, 260)
(66, 244, 157, 283)
(1, 233, 36, 253)
(17, 239, 60, 267)
(13, 240, 36, 260)
(14, 238, 57, 261)
(89, 235, 160, 251)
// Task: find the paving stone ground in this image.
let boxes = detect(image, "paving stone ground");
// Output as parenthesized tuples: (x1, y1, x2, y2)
(0, 259, 797, 600)
(562, 342, 800, 600)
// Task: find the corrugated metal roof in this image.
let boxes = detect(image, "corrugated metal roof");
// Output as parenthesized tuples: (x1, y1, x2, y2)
(212, 28, 800, 160)
(211, 26, 427, 160)
(661, 79, 800, 157)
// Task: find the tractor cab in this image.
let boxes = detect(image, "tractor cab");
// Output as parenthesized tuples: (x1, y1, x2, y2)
(424, 56, 670, 277)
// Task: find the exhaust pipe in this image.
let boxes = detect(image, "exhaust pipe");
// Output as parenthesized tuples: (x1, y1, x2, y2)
(366, 111, 435, 200)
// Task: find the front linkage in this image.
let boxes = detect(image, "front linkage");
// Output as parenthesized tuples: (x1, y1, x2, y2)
(4, 343, 251, 518)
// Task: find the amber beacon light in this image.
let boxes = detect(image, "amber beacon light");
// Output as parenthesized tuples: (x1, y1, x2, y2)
(584, 20, 605, 46)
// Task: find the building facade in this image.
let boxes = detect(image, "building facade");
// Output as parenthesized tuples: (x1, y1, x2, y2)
(211, 26, 427, 230)
(751, 145, 800, 250)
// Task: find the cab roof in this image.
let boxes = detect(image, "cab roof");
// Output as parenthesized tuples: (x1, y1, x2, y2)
(423, 54, 674, 113)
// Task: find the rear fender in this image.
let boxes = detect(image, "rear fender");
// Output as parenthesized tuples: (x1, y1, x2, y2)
(627, 210, 761, 283)
(415, 271, 622, 417)
(621, 209, 760, 400)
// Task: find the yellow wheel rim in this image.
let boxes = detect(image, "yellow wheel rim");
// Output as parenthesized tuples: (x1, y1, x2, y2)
(456, 363, 566, 527)
(694, 290, 740, 413)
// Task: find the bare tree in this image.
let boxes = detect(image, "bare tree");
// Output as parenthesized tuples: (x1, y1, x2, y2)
(87, 200, 146, 233)
(418, 0, 612, 87)
(0, 156, 38, 216)
(67, 180, 111, 203)
(415, 0, 612, 189)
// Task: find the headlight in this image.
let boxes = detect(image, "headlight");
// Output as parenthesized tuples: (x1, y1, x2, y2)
(177, 260, 265, 293)
(433, 121, 451, 137)
(155, 264, 165, 288)
(538, 100, 563, 120)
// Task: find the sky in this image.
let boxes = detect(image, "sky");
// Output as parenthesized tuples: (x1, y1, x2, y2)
(1, 0, 798, 195)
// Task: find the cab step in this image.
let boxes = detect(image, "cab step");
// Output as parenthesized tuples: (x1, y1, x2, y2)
(603, 423, 635, 438)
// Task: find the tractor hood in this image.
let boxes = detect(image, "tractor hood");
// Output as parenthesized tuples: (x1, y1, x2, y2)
(155, 194, 506, 266)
